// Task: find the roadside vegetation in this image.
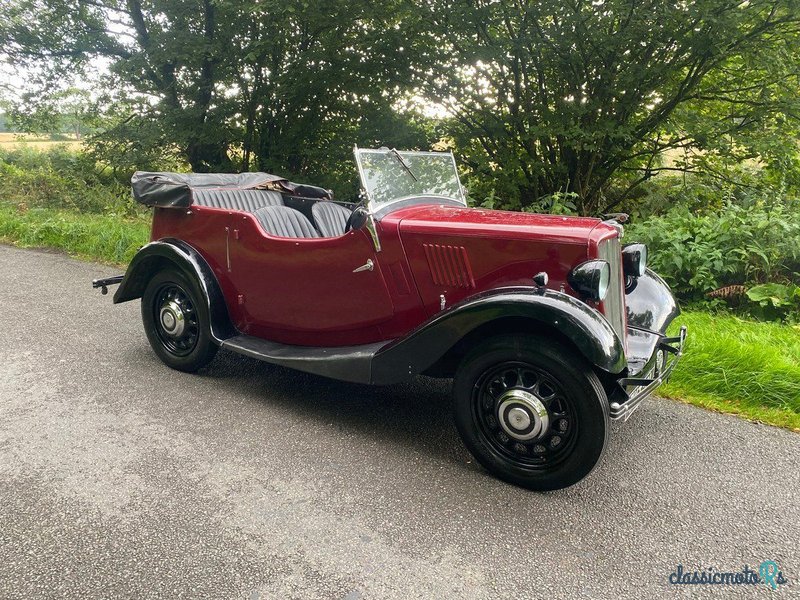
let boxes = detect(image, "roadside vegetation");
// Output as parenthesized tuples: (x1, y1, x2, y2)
(663, 312, 800, 431)
(0, 146, 149, 263)
(0, 205, 149, 264)
(626, 182, 800, 324)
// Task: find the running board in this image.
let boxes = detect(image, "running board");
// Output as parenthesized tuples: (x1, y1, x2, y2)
(220, 335, 388, 383)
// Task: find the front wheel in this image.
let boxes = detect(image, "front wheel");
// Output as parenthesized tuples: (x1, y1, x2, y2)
(453, 334, 609, 491)
(141, 268, 218, 372)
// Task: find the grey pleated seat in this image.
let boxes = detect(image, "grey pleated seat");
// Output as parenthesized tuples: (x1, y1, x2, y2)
(253, 206, 320, 238)
(312, 201, 352, 237)
(192, 188, 284, 212)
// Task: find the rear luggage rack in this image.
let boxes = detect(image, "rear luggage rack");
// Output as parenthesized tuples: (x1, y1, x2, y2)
(92, 275, 124, 295)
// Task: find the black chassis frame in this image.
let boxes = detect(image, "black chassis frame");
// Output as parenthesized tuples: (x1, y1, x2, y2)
(96, 239, 684, 417)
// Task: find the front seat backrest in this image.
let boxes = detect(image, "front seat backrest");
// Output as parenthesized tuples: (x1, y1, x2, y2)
(193, 189, 284, 212)
(253, 206, 320, 238)
(312, 201, 353, 238)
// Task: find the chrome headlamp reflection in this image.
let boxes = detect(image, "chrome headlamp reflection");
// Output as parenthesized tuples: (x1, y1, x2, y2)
(568, 260, 611, 302)
(622, 243, 647, 278)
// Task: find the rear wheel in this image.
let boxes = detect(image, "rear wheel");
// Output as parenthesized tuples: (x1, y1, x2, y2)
(453, 334, 609, 491)
(141, 269, 218, 372)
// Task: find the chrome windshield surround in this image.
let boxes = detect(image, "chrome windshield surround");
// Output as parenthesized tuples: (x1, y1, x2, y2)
(365, 213, 381, 252)
(354, 146, 467, 213)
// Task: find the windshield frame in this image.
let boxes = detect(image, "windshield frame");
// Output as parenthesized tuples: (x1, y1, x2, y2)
(354, 146, 467, 214)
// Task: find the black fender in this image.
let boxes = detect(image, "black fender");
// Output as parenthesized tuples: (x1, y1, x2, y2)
(370, 287, 627, 385)
(625, 268, 680, 332)
(114, 238, 236, 342)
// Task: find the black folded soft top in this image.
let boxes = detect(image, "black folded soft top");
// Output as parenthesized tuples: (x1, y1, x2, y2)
(131, 171, 333, 208)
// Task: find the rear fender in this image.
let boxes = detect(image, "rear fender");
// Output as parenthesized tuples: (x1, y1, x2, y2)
(114, 238, 236, 342)
(370, 287, 626, 384)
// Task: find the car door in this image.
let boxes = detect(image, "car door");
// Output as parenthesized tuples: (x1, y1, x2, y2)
(227, 218, 395, 344)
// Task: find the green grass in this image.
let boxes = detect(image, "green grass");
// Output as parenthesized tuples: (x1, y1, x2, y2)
(0, 204, 150, 265)
(662, 311, 800, 431)
(0, 202, 797, 431)
(0, 132, 83, 150)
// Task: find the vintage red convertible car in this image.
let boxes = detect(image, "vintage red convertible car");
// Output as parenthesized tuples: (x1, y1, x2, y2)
(94, 147, 685, 490)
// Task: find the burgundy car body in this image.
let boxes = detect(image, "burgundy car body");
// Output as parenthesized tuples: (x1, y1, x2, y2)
(150, 204, 621, 348)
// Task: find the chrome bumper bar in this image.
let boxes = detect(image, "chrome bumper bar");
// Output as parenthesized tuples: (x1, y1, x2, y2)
(609, 325, 687, 421)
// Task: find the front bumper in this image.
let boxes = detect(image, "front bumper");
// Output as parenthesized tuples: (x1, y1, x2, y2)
(609, 325, 687, 421)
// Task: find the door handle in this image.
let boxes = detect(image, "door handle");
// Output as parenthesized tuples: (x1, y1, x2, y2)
(353, 259, 374, 273)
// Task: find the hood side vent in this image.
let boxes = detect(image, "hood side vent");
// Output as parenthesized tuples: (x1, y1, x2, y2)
(423, 244, 475, 289)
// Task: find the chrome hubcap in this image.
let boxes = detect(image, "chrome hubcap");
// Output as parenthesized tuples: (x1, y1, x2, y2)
(497, 389, 549, 441)
(159, 301, 185, 337)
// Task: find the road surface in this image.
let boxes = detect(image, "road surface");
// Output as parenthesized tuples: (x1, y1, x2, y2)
(0, 245, 797, 599)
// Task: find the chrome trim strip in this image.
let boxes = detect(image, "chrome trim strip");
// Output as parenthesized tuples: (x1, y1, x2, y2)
(225, 226, 231, 272)
(365, 214, 381, 253)
(610, 325, 687, 421)
(598, 237, 626, 342)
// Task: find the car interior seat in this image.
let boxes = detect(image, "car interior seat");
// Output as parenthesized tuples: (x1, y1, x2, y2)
(253, 205, 320, 238)
(192, 189, 284, 212)
(312, 202, 353, 237)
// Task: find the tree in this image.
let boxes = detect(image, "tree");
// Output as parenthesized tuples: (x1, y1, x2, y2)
(0, 0, 433, 192)
(7, 87, 97, 138)
(417, 0, 800, 214)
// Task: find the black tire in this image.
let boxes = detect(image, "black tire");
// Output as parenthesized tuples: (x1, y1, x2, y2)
(453, 334, 609, 491)
(141, 268, 218, 372)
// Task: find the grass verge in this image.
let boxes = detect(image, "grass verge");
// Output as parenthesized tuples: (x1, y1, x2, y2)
(0, 203, 797, 431)
(0, 204, 150, 265)
(662, 311, 800, 431)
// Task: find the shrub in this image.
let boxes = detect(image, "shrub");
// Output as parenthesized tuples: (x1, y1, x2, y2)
(0, 146, 143, 217)
(627, 199, 800, 319)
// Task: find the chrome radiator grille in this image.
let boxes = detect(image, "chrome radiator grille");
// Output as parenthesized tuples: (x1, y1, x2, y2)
(598, 237, 626, 343)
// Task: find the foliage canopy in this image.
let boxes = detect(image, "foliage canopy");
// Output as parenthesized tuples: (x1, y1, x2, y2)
(1, 0, 799, 209)
(418, 0, 800, 213)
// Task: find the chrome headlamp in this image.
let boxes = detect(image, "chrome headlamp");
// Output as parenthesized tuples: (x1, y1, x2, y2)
(568, 260, 611, 302)
(622, 243, 647, 278)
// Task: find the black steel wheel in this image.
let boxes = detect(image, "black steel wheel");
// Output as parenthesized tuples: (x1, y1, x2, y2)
(453, 334, 609, 491)
(141, 269, 218, 372)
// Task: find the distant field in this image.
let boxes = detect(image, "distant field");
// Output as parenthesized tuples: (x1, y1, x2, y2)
(0, 132, 82, 150)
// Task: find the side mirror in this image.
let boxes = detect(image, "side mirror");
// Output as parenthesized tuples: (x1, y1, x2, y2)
(348, 206, 369, 231)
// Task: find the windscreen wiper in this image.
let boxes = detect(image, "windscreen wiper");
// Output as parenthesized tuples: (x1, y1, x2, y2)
(389, 148, 418, 182)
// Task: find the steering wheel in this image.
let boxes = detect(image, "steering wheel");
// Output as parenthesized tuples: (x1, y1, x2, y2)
(344, 202, 367, 233)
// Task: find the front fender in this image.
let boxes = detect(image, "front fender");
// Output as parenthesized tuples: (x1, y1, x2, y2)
(114, 238, 236, 342)
(370, 287, 626, 384)
(626, 268, 680, 332)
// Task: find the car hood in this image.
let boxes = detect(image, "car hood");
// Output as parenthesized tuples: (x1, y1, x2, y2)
(383, 203, 604, 244)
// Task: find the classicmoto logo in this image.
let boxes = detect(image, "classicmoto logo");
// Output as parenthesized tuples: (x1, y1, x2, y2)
(668, 561, 789, 589)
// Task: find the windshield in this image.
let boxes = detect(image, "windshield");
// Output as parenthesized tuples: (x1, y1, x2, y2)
(355, 147, 466, 210)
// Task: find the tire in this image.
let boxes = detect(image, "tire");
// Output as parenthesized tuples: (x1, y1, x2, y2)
(141, 268, 218, 372)
(453, 334, 609, 491)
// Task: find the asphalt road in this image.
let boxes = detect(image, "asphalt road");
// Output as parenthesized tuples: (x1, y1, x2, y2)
(0, 244, 797, 599)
